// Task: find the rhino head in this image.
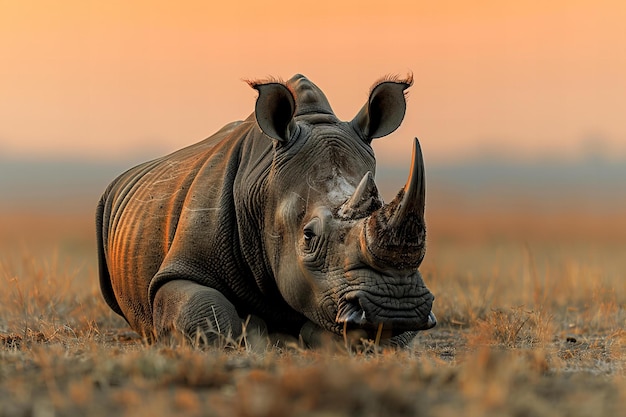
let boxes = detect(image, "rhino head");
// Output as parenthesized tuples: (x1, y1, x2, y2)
(250, 74, 435, 345)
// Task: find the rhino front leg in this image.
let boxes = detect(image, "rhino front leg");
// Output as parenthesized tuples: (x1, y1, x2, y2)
(152, 280, 267, 347)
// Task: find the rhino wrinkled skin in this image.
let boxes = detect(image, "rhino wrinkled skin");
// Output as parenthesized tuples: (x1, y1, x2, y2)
(97, 74, 436, 347)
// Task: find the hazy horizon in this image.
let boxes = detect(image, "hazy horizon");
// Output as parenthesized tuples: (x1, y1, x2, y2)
(2, 148, 624, 214)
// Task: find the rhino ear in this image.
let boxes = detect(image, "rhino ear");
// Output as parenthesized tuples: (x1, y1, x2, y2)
(351, 77, 412, 142)
(252, 82, 297, 144)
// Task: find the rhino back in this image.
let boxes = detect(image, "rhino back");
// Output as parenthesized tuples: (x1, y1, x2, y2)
(98, 120, 258, 333)
(146, 120, 306, 335)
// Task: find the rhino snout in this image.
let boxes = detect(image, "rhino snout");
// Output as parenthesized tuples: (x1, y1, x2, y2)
(335, 289, 435, 338)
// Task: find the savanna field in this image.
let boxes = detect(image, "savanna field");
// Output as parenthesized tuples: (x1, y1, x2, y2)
(0, 192, 625, 417)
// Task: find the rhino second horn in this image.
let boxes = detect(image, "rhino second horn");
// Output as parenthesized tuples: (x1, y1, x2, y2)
(338, 171, 382, 219)
(364, 138, 426, 269)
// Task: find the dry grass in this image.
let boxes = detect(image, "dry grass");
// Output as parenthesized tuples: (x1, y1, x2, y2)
(0, 205, 625, 417)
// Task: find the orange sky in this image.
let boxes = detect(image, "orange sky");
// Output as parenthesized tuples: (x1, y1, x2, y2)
(1, 0, 625, 165)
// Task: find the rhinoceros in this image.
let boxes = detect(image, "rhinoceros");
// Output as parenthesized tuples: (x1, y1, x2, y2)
(96, 74, 436, 348)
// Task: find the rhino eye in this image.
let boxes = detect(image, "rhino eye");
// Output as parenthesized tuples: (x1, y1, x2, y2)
(303, 228, 316, 242)
(303, 218, 320, 245)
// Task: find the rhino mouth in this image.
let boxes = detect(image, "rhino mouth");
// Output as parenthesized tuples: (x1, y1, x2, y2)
(334, 290, 436, 341)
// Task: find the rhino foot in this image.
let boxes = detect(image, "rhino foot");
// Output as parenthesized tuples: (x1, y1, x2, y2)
(153, 280, 249, 347)
(299, 321, 343, 349)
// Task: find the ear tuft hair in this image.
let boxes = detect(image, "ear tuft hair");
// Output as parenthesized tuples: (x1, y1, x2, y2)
(244, 76, 284, 88)
(369, 72, 414, 97)
(244, 77, 298, 99)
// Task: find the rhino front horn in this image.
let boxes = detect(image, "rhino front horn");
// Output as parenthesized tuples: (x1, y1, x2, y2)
(363, 138, 426, 269)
